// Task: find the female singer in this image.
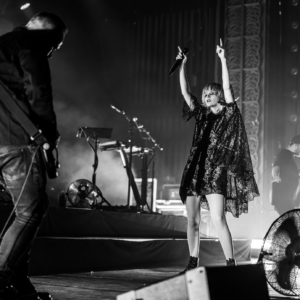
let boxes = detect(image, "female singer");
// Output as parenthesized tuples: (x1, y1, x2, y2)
(177, 40, 259, 272)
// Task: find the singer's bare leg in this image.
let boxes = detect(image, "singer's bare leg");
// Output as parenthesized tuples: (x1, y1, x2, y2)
(186, 196, 201, 258)
(206, 194, 234, 260)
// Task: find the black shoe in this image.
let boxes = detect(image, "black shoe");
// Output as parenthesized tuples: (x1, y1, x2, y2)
(226, 258, 236, 266)
(0, 285, 20, 300)
(179, 256, 198, 275)
(36, 292, 52, 300)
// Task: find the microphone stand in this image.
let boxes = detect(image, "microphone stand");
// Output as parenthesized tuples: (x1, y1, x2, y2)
(111, 105, 140, 211)
(131, 118, 163, 212)
(111, 105, 163, 213)
(150, 148, 156, 211)
(127, 118, 134, 210)
(132, 118, 163, 151)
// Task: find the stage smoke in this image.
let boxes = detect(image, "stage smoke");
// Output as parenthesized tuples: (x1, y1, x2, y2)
(58, 141, 129, 206)
(47, 99, 132, 207)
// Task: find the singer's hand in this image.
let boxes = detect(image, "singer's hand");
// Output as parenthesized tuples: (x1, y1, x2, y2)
(216, 38, 225, 59)
(273, 175, 281, 183)
(176, 46, 187, 64)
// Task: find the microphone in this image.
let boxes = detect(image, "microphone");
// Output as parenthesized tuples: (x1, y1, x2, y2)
(111, 105, 125, 115)
(169, 47, 189, 76)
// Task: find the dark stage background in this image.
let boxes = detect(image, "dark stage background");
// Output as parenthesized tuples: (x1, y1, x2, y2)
(1, 0, 299, 239)
(0, 0, 223, 204)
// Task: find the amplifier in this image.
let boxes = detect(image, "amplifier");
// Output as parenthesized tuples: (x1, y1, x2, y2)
(155, 199, 186, 216)
(162, 184, 181, 200)
(156, 184, 185, 215)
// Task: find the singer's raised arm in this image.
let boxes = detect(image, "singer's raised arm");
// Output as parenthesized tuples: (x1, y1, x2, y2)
(178, 47, 195, 108)
(216, 40, 234, 104)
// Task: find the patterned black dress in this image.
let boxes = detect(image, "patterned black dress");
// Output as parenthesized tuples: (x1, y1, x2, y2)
(179, 96, 259, 218)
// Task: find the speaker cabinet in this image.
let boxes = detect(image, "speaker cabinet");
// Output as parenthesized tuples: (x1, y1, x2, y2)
(117, 264, 269, 300)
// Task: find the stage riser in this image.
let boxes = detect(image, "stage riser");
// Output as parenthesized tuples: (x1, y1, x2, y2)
(29, 238, 251, 276)
(0, 205, 251, 276)
(0, 206, 188, 238)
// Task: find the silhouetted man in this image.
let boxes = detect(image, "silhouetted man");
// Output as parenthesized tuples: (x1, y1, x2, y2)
(271, 135, 300, 215)
(0, 12, 67, 300)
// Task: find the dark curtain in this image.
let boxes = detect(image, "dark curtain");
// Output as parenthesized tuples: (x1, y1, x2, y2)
(265, 0, 300, 154)
(264, 0, 300, 205)
(124, 0, 223, 190)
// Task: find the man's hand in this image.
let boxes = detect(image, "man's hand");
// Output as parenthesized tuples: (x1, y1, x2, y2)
(55, 134, 60, 147)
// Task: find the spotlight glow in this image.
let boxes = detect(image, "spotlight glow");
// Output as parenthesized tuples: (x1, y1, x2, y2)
(251, 239, 263, 249)
(20, 3, 30, 10)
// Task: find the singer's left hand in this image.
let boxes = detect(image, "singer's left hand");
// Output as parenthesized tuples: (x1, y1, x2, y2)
(216, 38, 225, 59)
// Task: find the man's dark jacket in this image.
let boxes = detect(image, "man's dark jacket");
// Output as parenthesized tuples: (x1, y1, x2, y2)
(0, 27, 58, 145)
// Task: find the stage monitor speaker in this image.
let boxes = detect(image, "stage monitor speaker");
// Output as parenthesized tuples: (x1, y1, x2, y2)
(117, 264, 269, 300)
(162, 184, 180, 200)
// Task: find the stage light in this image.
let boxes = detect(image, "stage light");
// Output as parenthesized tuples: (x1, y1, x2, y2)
(290, 90, 298, 98)
(291, 21, 299, 29)
(251, 239, 263, 249)
(290, 114, 298, 123)
(291, 45, 298, 52)
(20, 3, 30, 10)
(291, 67, 298, 75)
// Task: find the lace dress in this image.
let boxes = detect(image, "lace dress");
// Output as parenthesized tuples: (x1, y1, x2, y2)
(179, 96, 259, 218)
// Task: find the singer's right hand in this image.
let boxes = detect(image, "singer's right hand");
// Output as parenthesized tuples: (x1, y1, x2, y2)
(177, 46, 187, 64)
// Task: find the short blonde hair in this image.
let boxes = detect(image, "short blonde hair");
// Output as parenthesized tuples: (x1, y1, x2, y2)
(201, 83, 235, 106)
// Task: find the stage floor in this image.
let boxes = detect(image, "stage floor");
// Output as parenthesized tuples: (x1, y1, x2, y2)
(31, 265, 298, 300)
(1, 206, 295, 299)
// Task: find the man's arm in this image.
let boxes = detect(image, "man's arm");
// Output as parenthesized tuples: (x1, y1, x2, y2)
(272, 165, 281, 182)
